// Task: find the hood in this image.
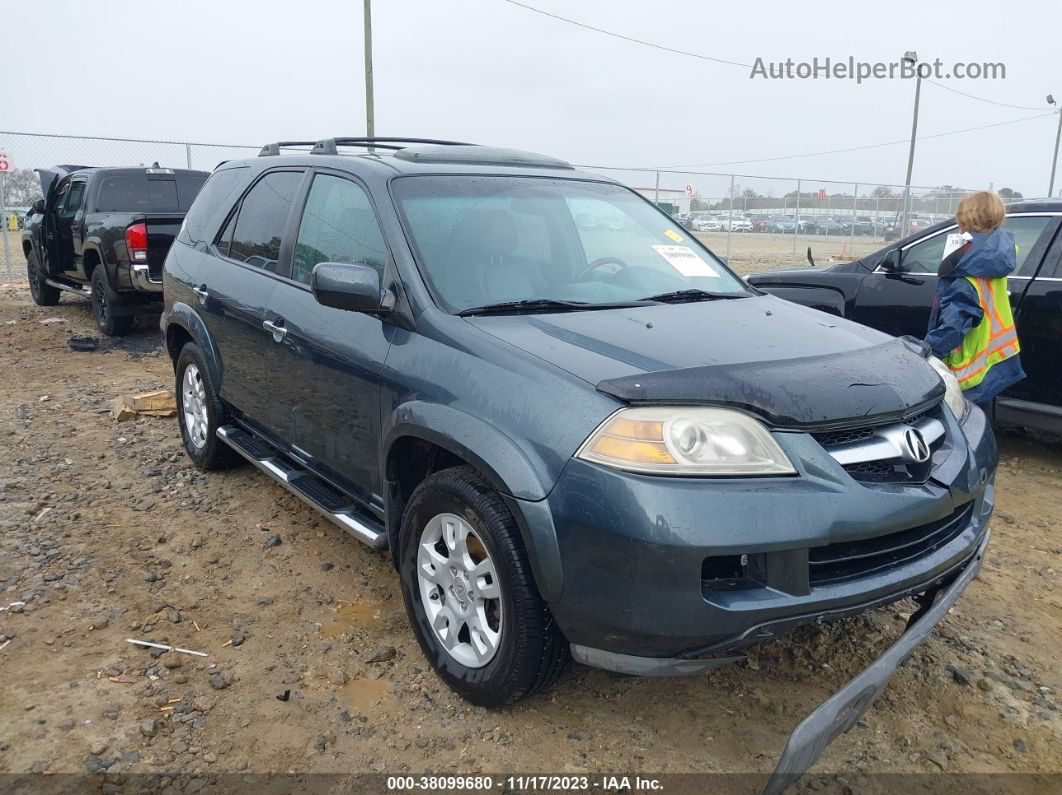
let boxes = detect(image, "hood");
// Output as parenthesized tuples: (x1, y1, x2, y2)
(35, 165, 92, 200)
(944, 228, 1016, 279)
(467, 295, 944, 427)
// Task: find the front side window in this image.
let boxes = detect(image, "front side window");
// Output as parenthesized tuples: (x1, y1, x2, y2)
(226, 171, 304, 271)
(900, 215, 1053, 275)
(292, 174, 388, 286)
(61, 182, 86, 217)
(392, 176, 748, 313)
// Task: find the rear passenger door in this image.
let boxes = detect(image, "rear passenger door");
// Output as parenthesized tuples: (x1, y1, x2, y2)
(1001, 219, 1062, 412)
(265, 170, 394, 511)
(202, 169, 306, 428)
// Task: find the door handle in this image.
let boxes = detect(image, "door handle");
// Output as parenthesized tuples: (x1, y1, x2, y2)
(192, 286, 209, 304)
(263, 319, 287, 342)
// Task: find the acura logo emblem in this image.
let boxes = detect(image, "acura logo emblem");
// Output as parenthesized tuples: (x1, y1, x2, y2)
(902, 428, 931, 463)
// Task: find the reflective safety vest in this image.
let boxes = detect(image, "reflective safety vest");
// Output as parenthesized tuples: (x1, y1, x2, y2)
(944, 276, 1020, 390)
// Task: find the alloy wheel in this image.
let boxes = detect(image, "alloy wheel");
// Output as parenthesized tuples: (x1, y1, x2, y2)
(417, 512, 503, 668)
(181, 364, 209, 450)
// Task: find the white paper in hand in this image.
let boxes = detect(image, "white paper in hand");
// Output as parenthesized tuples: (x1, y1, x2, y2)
(941, 232, 972, 262)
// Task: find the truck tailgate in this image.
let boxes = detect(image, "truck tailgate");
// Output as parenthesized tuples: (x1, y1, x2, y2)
(139, 214, 185, 276)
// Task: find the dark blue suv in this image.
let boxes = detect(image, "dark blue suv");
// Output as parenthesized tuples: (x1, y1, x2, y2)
(162, 138, 994, 777)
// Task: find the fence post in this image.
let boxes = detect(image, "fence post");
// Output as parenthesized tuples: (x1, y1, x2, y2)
(793, 179, 801, 259)
(185, 144, 192, 170)
(0, 173, 9, 269)
(849, 183, 858, 253)
(727, 175, 735, 263)
(654, 170, 660, 206)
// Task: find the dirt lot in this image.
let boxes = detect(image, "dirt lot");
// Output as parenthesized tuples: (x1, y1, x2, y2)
(0, 284, 1060, 792)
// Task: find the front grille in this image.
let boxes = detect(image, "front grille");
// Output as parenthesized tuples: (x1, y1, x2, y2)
(812, 405, 944, 484)
(813, 425, 875, 448)
(808, 502, 974, 586)
(811, 407, 932, 449)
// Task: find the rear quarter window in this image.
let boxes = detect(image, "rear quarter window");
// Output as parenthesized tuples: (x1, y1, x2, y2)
(178, 167, 249, 245)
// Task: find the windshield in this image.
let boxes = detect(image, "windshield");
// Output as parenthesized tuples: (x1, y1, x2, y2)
(392, 176, 749, 313)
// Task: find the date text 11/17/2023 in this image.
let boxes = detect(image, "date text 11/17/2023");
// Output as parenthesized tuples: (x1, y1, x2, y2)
(385, 775, 663, 791)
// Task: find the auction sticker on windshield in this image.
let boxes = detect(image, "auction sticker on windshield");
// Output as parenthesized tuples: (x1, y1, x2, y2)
(652, 244, 718, 277)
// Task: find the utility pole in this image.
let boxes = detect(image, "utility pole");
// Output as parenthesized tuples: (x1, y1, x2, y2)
(900, 50, 921, 236)
(1048, 95, 1061, 197)
(364, 0, 375, 141)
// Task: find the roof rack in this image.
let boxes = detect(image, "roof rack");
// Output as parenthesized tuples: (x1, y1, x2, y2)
(258, 141, 320, 156)
(259, 138, 476, 157)
(309, 137, 476, 155)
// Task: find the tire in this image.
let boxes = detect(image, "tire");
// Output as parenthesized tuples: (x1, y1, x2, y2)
(398, 466, 568, 706)
(26, 250, 60, 306)
(91, 268, 134, 336)
(174, 342, 239, 471)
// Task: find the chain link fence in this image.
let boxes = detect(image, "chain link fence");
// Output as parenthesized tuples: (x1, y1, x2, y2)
(0, 129, 1040, 280)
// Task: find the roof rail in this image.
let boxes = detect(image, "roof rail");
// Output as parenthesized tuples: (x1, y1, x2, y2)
(310, 137, 476, 155)
(258, 141, 320, 156)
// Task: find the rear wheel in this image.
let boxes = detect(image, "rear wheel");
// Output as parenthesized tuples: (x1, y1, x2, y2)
(91, 268, 134, 336)
(175, 342, 238, 470)
(26, 251, 60, 306)
(399, 467, 568, 706)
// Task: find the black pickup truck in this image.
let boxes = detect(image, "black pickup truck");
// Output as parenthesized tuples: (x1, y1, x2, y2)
(22, 165, 208, 335)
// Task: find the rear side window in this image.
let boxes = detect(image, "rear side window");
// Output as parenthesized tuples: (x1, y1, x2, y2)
(227, 171, 304, 271)
(181, 167, 248, 245)
(96, 173, 207, 213)
(291, 174, 388, 285)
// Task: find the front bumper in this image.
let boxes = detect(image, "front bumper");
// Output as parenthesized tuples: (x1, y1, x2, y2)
(539, 402, 996, 665)
(763, 529, 989, 795)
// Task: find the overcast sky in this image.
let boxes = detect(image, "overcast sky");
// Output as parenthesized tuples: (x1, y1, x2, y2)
(3, 0, 1060, 197)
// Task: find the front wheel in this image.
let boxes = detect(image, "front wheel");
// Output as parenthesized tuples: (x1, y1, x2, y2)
(27, 251, 60, 306)
(399, 467, 568, 706)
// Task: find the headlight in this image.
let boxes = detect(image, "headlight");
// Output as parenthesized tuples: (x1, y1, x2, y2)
(576, 406, 796, 476)
(927, 356, 969, 421)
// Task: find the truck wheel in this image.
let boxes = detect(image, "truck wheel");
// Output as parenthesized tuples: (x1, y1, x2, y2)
(174, 342, 238, 471)
(27, 251, 60, 306)
(398, 466, 568, 706)
(91, 268, 134, 336)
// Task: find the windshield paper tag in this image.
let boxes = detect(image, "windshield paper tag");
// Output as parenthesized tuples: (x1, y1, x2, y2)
(664, 229, 684, 243)
(652, 245, 718, 277)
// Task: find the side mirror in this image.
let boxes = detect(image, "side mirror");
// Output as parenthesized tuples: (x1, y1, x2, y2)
(31, 198, 46, 215)
(880, 249, 901, 272)
(310, 262, 385, 313)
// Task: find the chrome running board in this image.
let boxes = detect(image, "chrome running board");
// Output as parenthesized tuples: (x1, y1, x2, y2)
(45, 278, 92, 298)
(216, 425, 387, 550)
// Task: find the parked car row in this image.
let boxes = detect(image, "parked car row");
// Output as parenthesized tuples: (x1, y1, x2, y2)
(21, 141, 1009, 788)
(673, 211, 925, 237)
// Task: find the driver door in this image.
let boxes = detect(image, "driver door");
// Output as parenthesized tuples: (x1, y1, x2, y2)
(850, 214, 1057, 339)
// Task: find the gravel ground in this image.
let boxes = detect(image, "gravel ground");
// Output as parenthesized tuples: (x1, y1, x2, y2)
(0, 284, 1059, 792)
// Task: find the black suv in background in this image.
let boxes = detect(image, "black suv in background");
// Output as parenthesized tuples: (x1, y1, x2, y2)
(748, 201, 1062, 435)
(22, 165, 207, 334)
(162, 137, 995, 785)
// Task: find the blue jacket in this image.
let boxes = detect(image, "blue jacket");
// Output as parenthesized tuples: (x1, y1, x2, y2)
(924, 227, 1026, 405)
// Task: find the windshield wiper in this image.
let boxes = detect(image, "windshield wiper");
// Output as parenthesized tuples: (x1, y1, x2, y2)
(639, 288, 750, 304)
(458, 298, 652, 317)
